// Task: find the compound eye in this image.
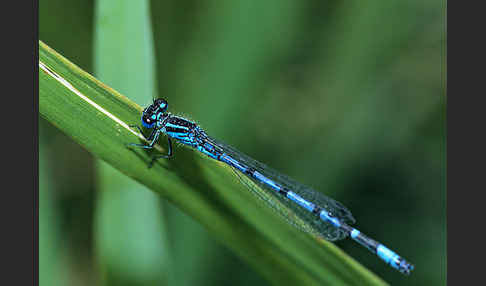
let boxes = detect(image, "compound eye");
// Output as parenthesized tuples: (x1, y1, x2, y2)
(141, 114, 155, 128)
(154, 98, 168, 112)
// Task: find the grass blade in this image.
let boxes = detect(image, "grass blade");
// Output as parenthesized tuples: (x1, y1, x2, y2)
(92, 1, 171, 285)
(39, 40, 387, 286)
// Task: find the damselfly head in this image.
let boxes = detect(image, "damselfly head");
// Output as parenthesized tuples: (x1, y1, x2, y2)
(141, 98, 169, 128)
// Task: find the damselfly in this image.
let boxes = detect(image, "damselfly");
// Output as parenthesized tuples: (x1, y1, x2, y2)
(127, 98, 414, 275)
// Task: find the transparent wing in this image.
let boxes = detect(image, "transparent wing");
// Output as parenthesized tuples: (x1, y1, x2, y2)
(209, 137, 356, 241)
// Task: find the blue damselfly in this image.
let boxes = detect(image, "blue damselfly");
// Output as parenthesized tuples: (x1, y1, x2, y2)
(128, 98, 414, 275)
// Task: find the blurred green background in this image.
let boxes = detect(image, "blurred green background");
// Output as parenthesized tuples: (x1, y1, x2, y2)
(39, 0, 445, 285)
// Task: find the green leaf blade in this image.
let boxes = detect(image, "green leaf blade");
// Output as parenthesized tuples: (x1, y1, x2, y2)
(39, 40, 388, 286)
(92, 1, 171, 285)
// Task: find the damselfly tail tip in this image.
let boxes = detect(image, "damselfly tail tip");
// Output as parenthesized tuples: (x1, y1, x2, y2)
(398, 259, 414, 275)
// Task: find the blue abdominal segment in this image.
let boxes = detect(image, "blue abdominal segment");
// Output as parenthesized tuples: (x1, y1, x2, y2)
(319, 210, 342, 228)
(351, 229, 360, 239)
(128, 99, 415, 275)
(287, 191, 316, 212)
